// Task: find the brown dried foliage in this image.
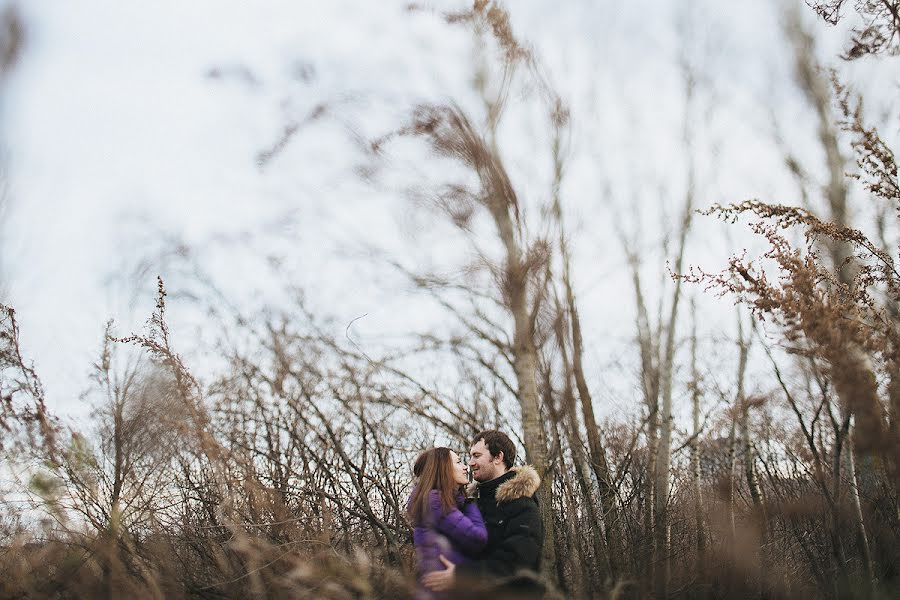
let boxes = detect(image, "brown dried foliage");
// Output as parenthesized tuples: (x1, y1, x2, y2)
(2, 281, 420, 599)
(444, 1, 531, 65)
(681, 200, 896, 453)
(833, 77, 900, 216)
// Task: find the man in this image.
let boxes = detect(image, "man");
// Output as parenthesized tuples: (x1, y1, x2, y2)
(422, 430, 544, 596)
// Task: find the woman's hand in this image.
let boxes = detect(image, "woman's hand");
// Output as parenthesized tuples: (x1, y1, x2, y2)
(422, 555, 456, 591)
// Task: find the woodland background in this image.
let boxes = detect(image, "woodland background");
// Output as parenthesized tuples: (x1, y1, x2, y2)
(0, 1, 898, 598)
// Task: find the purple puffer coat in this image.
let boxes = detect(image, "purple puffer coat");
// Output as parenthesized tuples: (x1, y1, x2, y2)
(410, 489, 487, 600)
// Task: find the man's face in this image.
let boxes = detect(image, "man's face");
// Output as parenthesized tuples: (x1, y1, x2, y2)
(468, 439, 505, 482)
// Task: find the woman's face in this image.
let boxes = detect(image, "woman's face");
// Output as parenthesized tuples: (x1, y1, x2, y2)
(449, 451, 469, 486)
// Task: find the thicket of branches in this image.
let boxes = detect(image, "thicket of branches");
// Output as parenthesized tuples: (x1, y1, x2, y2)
(1, 2, 898, 599)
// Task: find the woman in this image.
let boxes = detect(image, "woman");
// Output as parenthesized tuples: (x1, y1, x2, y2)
(408, 447, 487, 599)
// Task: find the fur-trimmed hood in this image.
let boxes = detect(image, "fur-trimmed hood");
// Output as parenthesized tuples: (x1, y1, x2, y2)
(495, 465, 541, 503)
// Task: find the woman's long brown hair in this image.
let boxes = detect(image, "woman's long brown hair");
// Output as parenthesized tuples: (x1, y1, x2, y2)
(407, 447, 460, 525)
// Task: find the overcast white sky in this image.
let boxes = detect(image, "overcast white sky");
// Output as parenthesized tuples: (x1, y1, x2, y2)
(1, 0, 896, 421)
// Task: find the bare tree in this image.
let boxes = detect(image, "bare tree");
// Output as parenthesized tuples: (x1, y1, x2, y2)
(688, 299, 706, 575)
(548, 98, 624, 581)
(370, 3, 575, 579)
(683, 198, 897, 595)
(618, 49, 698, 599)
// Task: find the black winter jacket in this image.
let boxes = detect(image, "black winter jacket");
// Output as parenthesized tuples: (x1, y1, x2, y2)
(456, 465, 543, 582)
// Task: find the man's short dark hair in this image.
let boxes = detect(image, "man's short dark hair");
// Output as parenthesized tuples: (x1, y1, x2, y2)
(472, 430, 516, 469)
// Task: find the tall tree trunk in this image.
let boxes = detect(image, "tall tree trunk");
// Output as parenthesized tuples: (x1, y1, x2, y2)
(654, 337, 674, 600)
(725, 315, 750, 570)
(689, 300, 706, 576)
(555, 314, 614, 586)
(645, 400, 659, 591)
(552, 190, 622, 580)
(626, 249, 659, 590)
(728, 312, 750, 543)
(889, 329, 900, 501)
(726, 412, 738, 545)
(568, 293, 623, 577)
(489, 196, 556, 575)
(512, 320, 556, 575)
(542, 368, 586, 597)
(841, 404, 875, 584)
(831, 411, 853, 597)
(740, 406, 763, 511)
(651, 51, 698, 598)
(738, 318, 764, 525)
(653, 123, 694, 600)
(549, 102, 622, 583)
(737, 315, 767, 597)
(469, 50, 559, 574)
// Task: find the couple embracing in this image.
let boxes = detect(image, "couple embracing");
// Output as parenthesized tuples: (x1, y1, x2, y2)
(407, 430, 545, 599)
